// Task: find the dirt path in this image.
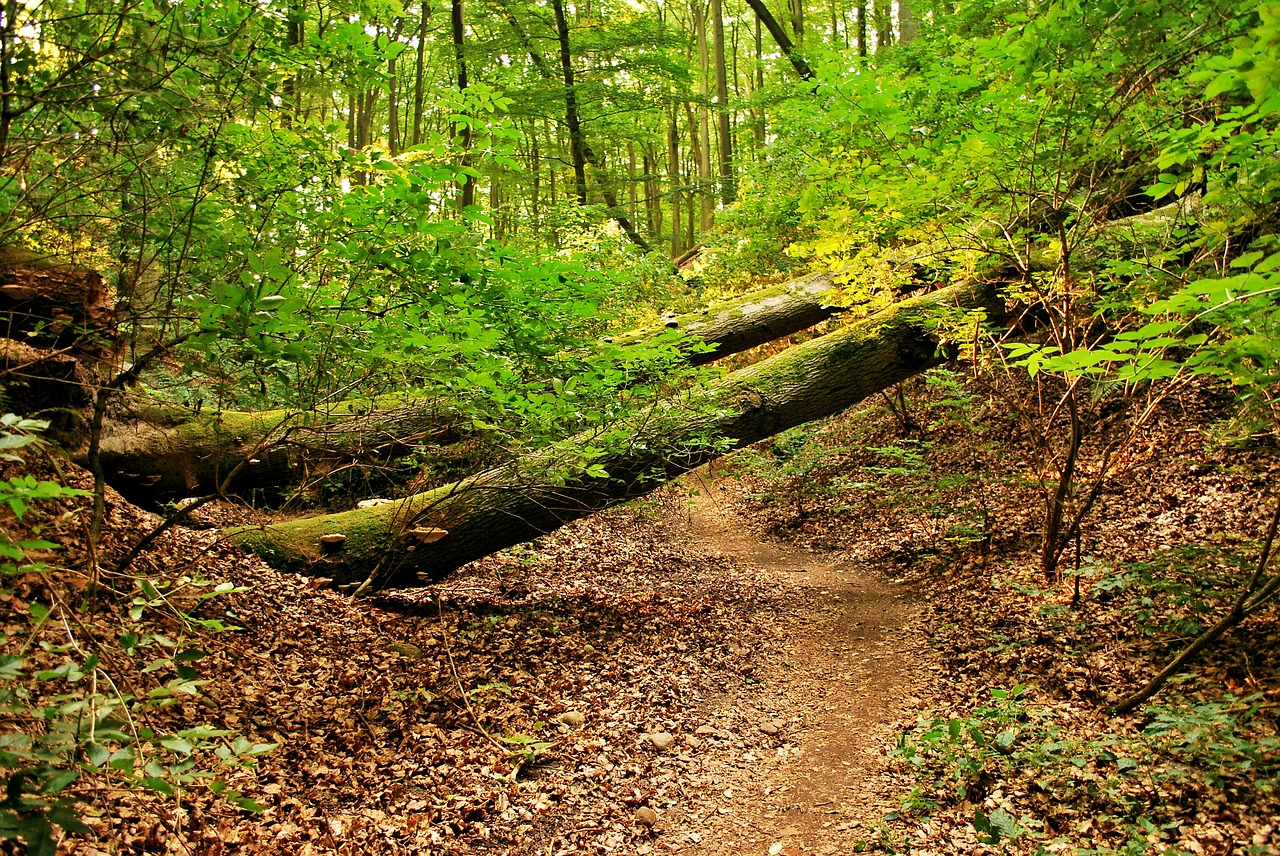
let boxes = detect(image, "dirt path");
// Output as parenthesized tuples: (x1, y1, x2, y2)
(667, 474, 932, 855)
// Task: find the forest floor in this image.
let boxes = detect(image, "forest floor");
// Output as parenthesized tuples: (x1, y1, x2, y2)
(65, 467, 934, 856)
(10, 372, 1280, 855)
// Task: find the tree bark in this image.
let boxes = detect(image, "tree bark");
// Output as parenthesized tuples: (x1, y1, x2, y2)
(93, 399, 463, 501)
(233, 281, 1002, 589)
(874, 0, 891, 51)
(412, 0, 430, 146)
(856, 3, 867, 57)
(451, 0, 475, 211)
(551, 0, 589, 206)
(1, 247, 114, 350)
(693, 0, 714, 231)
(742, 0, 815, 81)
(387, 19, 404, 156)
(90, 272, 853, 497)
(712, 0, 735, 205)
(897, 0, 918, 44)
(668, 105, 684, 258)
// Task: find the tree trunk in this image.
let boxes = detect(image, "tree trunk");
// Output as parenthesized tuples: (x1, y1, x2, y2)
(898, 0, 917, 44)
(874, 0, 892, 51)
(694, 0, 714, 232)
(233, 281, 1002, 589)
(451, 0, 475, 211)
(551, 0, 589, 206)
(743, 0, 815, 81)
(711, 0, 734, 205)
(387, 19, 404, 156)
(90, 272, 852, 496)
(412, 0, 430, 146)
(93, 399, 464, 502)
(668, 106, 684, 258)
(627, 142, 638, 223)
(856, 3, 867, 57)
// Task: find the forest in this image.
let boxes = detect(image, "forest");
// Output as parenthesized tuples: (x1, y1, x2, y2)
(1, 0, 1279, 850)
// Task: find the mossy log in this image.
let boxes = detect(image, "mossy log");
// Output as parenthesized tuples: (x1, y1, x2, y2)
(234, 281, 1001, 590)
(619, 271, 846, 364)
(94, 398, 458, 499)
(95, 272, 850, 498)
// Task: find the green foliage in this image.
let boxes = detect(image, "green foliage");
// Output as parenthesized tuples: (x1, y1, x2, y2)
(0, 418, 272, 850)
(893, 686, 1280, 852)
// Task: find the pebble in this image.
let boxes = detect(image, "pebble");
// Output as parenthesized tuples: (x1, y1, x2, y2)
(635, 807, 659, 826)
(695, 725, 716, 736)
(558, 711, 586, 727)
(648, 731, 675, 751)
(686, 735, 702, 749)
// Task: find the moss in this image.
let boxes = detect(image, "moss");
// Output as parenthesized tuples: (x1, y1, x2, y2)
(229, 489, 445, 579)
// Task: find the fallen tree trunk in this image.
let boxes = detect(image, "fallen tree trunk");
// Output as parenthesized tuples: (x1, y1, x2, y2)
(94, 397, 460, 499)
(622, 271, 844, 365)
(94, 272, 849, 498)
(233, 280, 1001, 589)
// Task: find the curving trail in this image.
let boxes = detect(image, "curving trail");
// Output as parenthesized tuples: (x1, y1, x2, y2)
(668, 473, 932, 855)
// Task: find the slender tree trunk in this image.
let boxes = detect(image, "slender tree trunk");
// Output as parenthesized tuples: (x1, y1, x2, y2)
(856, 3, 867, 57)
(531, 130, 542, 227)
(489, 175, 502, 238)
(552, 0, 589, 205)
(743, 0, 815, 80)
(387, 20, 404, 156)
(668, 106, 684, 259)
(753, 17, 766, 148)
(685, 168, 695, 248)
(643, 148, 660, 235)
(0, 0, 18, 164)
(451, 0, 475, 211)
(285, 8, 304, 126)
(627, 142, 638, 223)
(347, 91, 357, 150)
(545, 0, 650, 246)
(412, 0, 430, 146)
(693, 0, 714, 232)
(791, 0, 804, 43)
(711, 0, 734, 205)
(874, 0, 892, 51)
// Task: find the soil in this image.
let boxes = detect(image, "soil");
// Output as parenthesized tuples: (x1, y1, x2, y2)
(672, 472, 929, 855)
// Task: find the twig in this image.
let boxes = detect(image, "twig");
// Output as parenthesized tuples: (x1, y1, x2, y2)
(1113, 493, 1280, 715)
(435, 596, 505, 753)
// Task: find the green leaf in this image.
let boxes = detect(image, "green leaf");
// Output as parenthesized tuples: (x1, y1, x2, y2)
(0, 655, 23, 680)
(987, 807, 1018, 838)
(160, 736, 195, 755)
(84, 742, 109, 768)
(40, 770, 77, 794)
(20, 815, 55, 856)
